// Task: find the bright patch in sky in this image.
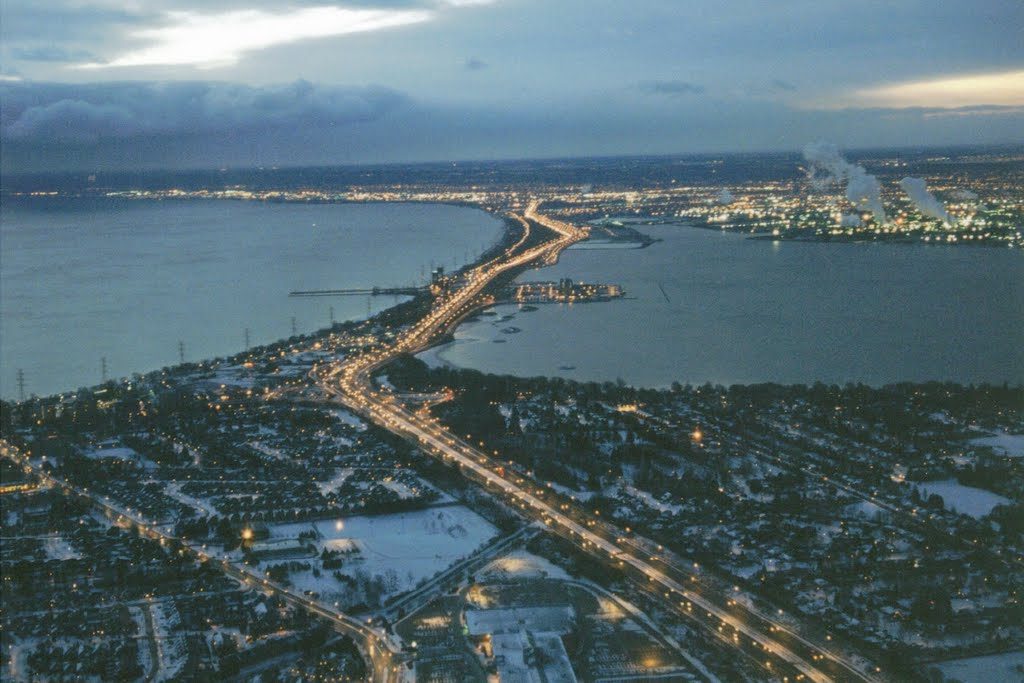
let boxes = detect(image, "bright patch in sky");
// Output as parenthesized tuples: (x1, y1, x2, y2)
(853, 69, 1024, 108)
(80, 6, 433, 69)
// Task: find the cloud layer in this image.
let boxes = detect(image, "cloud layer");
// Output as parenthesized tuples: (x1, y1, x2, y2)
(80, 6, 432, 69)
(1, 80, 408, 144)
(2, 78, 1022, 174)
(853, 69, 1024, 109)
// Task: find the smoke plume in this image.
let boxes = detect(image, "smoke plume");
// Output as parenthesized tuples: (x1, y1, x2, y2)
(803, 142, 887, 224)
(899, 177, 951, 223)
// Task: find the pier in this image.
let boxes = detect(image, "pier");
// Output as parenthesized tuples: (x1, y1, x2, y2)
(289, 286, 424, 298)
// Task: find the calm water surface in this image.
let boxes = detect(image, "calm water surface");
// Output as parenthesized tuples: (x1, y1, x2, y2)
(1, 198, 502, 398)
(420, 225, 1024, 387)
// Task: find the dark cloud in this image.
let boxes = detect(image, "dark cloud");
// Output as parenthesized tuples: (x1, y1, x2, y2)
(639, 80, 705, 96)
(0, 80, 410, 144)
(2, 79, 1021, 174)
(464, 57, 487, 70)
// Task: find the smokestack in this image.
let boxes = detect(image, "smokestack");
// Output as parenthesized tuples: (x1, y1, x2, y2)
(899, 177, 951, 223)
(803, 142, 887, 224)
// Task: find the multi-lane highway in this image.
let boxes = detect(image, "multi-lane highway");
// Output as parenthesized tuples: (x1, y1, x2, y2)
(317, 202, 883, 683)
(2, 201, 883, 682)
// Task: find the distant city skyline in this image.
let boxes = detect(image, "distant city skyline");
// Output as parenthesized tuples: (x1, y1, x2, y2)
(1, 0, 1022, 172)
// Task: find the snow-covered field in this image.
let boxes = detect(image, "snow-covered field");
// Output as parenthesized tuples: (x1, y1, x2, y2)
(932, 650, 1024, 682)
(970, 432, 1024, 458)
(915, 479, 1012, 519)
(479, 550, 572, 582)
(260, 506, 498, 600)
(82, 446, 137, 460)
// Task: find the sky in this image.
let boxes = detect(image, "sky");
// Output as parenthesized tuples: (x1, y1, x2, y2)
(1, 0, 1022, 172)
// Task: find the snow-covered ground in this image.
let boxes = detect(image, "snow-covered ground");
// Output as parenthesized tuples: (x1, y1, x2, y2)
(259, 506, 498, 600)
(547, 482, 595, 501)
(42, 535, 81, 561)
(381, 478, 419, 500)
(479, 550, 572, 582)
(331, 409, 367, 431)
(970, 432, 1024, 458)
(620, 484, 682, 515)
(466, 606, 575, 635)
(315, 467, 354, 495)
(162, 481, 219, 516)
(931, 650, 1024, 682)
(914, 479, 1012, 519)
(205, 367, 256, 389)
(82, 446, 137, 460)
(150, 601, 186, 681)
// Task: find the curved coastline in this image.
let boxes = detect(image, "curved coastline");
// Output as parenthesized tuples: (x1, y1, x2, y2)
(0, 198, 504, 399)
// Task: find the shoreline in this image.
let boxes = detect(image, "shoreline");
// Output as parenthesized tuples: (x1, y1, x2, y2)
(5, 200, 1021, 403)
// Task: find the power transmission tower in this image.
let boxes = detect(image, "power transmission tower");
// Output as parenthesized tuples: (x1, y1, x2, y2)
(16, 369, 25, 401)
(101, 357, 107, 383)
(329, 306, 335, 326)
(291, 317, 297, 336)
(178, 340, 185, 364)
(244, 328, 251, 351)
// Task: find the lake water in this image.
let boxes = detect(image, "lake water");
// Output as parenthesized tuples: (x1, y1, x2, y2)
(420, 224, 1024, 387)
(0, 198, 502, 399)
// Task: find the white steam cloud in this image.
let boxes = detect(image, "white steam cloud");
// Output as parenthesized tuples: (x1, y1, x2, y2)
(899, 177, 951, 223)
(717, 188, 734, 205)
(803, 142, 887, 224)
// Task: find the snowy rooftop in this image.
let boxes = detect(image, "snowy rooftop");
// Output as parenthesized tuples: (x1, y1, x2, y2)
(466, 606, 575, 636)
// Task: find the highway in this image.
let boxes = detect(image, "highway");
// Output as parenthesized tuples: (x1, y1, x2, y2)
(1, 201, 880, 682)
(317, 202, 883, 683)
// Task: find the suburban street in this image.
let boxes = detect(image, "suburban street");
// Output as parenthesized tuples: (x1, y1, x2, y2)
(316, 202, 882, 683)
